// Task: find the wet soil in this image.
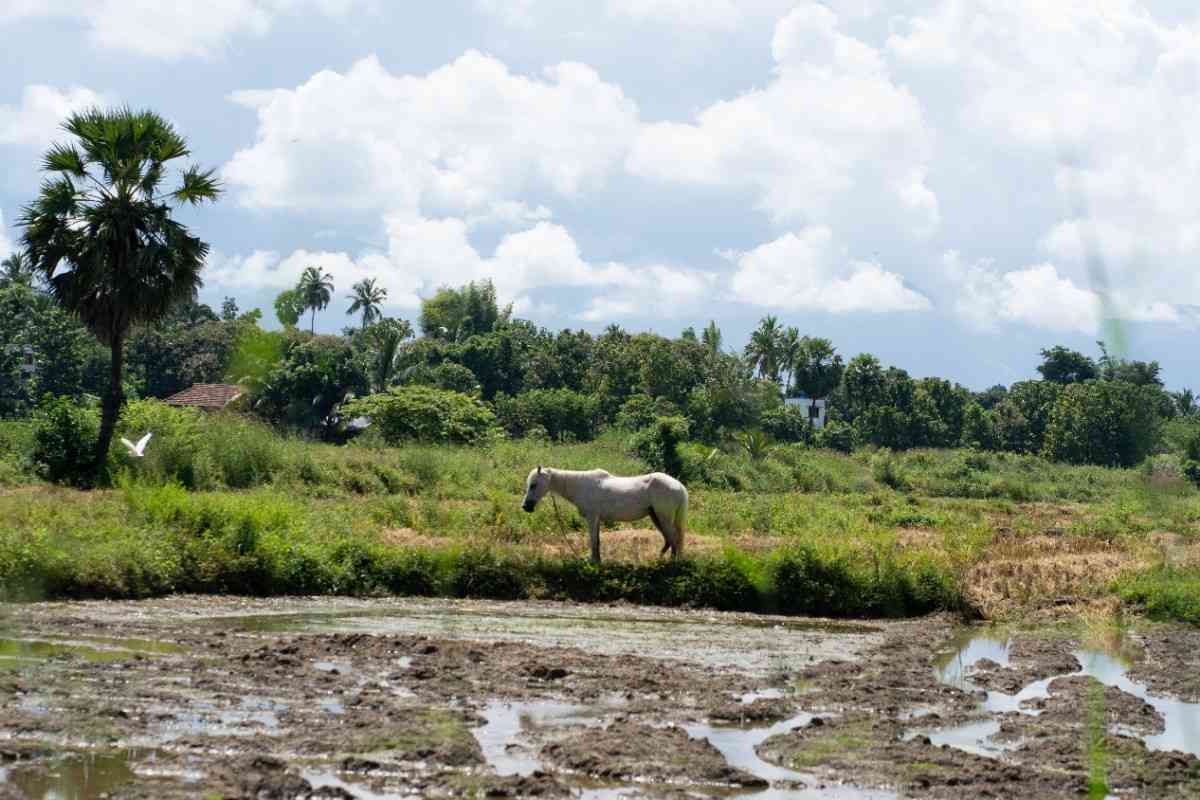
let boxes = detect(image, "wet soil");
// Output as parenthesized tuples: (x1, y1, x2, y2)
(0, 597, 1196, 798)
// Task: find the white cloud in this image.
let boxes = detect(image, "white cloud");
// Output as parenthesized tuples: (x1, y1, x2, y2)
(941, 251, 1179, 335)
(222, 53, 639, 217)
(0, 85, 109, 148)
(1, 1, 369, 60)
(0, 211, 13, 260)
(627, 2, 937, 235)
(889, 0, 1200, 310)
(729, 226, 931, 313)
(206, 216, 713, 321)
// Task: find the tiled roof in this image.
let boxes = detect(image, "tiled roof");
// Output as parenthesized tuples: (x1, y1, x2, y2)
(164, 383, 243, 409)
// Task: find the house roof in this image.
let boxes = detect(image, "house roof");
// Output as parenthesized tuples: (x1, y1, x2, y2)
(164, 383, 243, 409)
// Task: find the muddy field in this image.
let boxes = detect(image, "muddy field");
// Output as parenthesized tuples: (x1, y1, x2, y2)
(0, 597, 1198, 799)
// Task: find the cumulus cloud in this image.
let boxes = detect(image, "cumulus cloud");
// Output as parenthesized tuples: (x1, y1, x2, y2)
(729, 227, 931, 313)
(942, 251, 1180, 335)
(627, 2, 937, 235)
(1, 0, 369, 60)
(206, 216, 711, 321)
(222, 53, 638, 217)
(0, 84, 109, 148)
(889, 0, 1200, 311)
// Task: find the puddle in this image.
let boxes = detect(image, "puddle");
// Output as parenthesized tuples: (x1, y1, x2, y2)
(313, 659, 352, 674)
(147, 696, 283, 740)
(2, 751, 138, 799)
(212, 604, 879, 676)
(320, 697, 345, 715)
(921, 630, 1200, 760)
(0, 636, 180, 668)
(740, 688, 786, 704)
(472, 699, 608, 777)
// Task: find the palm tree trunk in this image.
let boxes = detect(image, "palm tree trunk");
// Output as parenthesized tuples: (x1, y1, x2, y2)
(310, 307, 316, 334)
(94, 333, 123, 482)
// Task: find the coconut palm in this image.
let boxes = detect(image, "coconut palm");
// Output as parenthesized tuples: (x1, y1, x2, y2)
(346, 277, 387, 330)
(19, 107, 220, 478)
(1174, 388, 1197, 417)
(298, 265, 333, 333)
(779, 326, 801, 394)
(744, 315, 783, 382)
(0, 251, 34, 289)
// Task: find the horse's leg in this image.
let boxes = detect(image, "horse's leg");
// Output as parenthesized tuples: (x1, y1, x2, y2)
(647, 507, 671, 556)
(588, 515, 602, 564)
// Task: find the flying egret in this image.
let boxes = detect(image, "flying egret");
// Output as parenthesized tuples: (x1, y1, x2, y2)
(121, 432, 153, 458)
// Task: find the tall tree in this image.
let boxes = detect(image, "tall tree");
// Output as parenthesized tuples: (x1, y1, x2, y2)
(701, 320, 722, 355)
(744, 315, 783, 382)
(0, 251, 35, 289)
(792, 337, 844, 398)
(19, 107, 219, 477)
(779, 326, 801, 393)
(346, 277, 387, 329)
(274, 288, 305, 328)
(1036, 346, 1097, 384)
(298, 265, 333, 333)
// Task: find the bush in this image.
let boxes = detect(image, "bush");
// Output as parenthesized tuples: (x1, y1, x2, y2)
(870, 450, 909, 491)
(761, 405, 815, 444)
(343, 385, 500, 445)
(0, 419, 36, 486)
(615, 394, 681, 432)
(32, 396, 99, 486)
(814, 420, 856, 453)
(428, 362, 479, 394)
(1043, 380, 1161, 467)
(110, 399, 206, 487)
(629, 415, 689, 478)
(494, 389, 600, 441)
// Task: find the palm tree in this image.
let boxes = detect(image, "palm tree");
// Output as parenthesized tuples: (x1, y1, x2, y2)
(1173, 388, 1197, 417)
(744, 315, 783, 382)
(298, 265, 333, 333)
(779, 326, 801, 394)
(0, 251, 34, 289)
(19, 107, 219, 478)
(366, 317, 413, 391)
(346, 277, 387, 329)
(701, 320, 722, 355)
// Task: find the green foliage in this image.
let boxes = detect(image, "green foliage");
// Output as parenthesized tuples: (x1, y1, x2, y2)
(1043, 380, 1161, 467)
(1037, 345, 1098, 384)
(814, 420, 857, 453)
(494, 389, 600, 441)
(1115, 566, 1200, 624)
(871, 451, 909, 491)
(297, 266, 334, 333)
(630, 415, 689, 478)
(0, 419, 36, 485)
(345, 277, 387, 329)
(420, 279, 509, 341)
(417, 361, 479, 394)
(274, 288, 305, 328)
(20, 107, 220, 477)
(761, 404, 814, 444)
(32, 396, 99, 486)
(960, 402, 998, 450)
(344, 385, 499, 445)
(253, 333, 367, 437)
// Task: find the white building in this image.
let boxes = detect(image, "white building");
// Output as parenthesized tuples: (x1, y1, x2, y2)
(784, 393, 828, 430)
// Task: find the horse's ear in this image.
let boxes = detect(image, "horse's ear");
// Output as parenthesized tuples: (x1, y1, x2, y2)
(537, 465, 542, 474)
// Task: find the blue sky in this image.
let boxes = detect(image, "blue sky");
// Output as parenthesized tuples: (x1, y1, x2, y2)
(2, 0, 1198, 390)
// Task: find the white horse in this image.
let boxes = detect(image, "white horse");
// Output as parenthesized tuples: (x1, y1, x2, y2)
(522, 466, 688, 564)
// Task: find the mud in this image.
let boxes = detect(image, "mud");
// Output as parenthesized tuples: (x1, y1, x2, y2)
(0, 597, 1196, 798)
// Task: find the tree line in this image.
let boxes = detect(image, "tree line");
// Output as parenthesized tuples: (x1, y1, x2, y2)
(2, 106, 1197, 485)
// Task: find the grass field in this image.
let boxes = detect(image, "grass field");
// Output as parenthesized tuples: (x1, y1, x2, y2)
(1, 412, 1198, 623)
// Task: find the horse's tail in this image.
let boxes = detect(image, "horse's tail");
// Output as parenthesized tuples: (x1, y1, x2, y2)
(673, 488, 687, 558)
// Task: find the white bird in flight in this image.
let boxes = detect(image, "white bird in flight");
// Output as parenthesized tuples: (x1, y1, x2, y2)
(121, 432, 153, 458)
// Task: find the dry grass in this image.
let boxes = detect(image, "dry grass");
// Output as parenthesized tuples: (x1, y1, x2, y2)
(965, 533, 1149, 619)
(378, 526, 788, 565)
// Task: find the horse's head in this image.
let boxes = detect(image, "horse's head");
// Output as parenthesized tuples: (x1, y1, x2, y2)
(522, 466, 550, 512)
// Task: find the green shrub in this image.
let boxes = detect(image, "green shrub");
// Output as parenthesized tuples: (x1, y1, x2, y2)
(814, 420, 856, 453)
(344, 386, 500, 445)
(871, 450, 909, 491)
(0, 419, 36, 485)
(428, 362, 479, 394)
(32, 396, 99, 486)
(494, 389, 600, 441)
(207, 415, 285, 488)
(761, 405, 815, 444)
(111, 399, 206, 487)
(1043, 380, 1160, 467)
(629, 415, 689, 478)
